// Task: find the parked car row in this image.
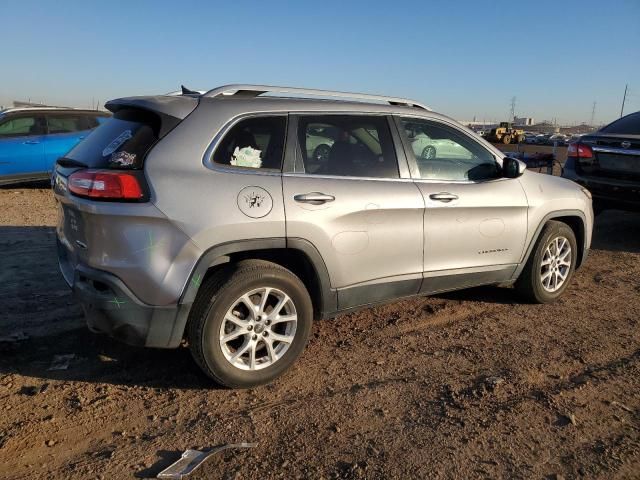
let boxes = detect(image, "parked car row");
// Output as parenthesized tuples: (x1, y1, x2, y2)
(524, 132, 587, 146)
(0, 107, 109, 185)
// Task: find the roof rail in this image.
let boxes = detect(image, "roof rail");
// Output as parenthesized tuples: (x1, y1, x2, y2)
(0, 106, 73, 114)
(200, 84, 431, 111)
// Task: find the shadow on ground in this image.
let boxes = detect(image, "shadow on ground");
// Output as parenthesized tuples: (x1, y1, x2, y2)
(0, 180, 50, 190)
(591, 209, 640, 254)
(1, 209, 638, 389)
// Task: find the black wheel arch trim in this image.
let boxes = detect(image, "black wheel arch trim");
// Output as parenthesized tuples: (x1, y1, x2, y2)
(167, 237, 337, 348)
(512, 209, 588, 282)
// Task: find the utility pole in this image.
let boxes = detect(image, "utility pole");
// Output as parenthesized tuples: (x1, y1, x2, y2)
(590, 102, 596, 126)
(509, 96, 516, 121)
(620, 84, 628, 117)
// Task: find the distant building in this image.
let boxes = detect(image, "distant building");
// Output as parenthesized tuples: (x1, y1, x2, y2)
(514, 116, 535, 126)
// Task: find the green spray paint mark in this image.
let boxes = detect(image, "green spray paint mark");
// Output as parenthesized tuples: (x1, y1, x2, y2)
(134, 231, 165, 262)
(109, 297, 126, 308)
(191, 274, 202, 289)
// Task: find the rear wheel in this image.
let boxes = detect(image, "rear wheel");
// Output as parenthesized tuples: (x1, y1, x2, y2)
(516, 221, 577, 303)
(502, 134, 512, 144)
(188, 260, 313, 388)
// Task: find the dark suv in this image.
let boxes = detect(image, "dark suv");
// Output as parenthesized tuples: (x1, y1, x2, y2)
(563, 111, 640, 213)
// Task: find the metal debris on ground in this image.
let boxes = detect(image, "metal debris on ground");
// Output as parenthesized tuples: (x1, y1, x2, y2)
(157, 443, 256, 479)
(47, 354, 76, 371)
(610, 401, 634, 413)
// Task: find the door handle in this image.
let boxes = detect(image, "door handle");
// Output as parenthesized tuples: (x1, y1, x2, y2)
(429, 192, 458, 203)
(294, 192, 335, 205)
(23, 140, 40, 145)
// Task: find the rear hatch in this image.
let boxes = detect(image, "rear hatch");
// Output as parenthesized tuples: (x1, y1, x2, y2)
(54, 96, 197, 284)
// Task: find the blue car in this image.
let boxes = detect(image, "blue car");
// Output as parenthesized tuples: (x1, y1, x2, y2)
(0, 107, 110, 185)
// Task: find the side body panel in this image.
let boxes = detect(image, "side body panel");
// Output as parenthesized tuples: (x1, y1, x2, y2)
(43, 130, 89, 173)
(146, 104, 287, 252)
(0, 132, 45, 179)
(282, 174, 425, 306)
(416, 178, 529, 273)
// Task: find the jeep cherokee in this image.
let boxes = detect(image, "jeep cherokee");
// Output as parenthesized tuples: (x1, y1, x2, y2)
(54, 84, 594, 388)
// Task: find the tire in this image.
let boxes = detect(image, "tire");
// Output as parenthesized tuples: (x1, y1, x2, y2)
(502, 135, 512, 144)
(421, 145, 437, 160)
(517, 135, 526, 144)
(187, 260, 313, 388)
(515, 221, 578, 303)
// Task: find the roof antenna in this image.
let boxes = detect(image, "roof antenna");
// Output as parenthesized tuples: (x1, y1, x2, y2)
(181, 85, 200, 95)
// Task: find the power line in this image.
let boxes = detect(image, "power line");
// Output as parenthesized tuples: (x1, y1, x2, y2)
(620, 84, 628, 117)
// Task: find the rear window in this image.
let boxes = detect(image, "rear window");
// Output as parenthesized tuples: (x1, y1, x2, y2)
(600, 112, 640, 135)
(63, 109, 161, 169)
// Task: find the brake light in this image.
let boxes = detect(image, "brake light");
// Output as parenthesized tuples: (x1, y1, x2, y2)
(567, 143, 593, 158)
(68, 170, 145, 200)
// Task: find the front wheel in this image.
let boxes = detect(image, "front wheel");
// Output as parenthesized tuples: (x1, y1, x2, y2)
(502, 134, 512, 144)
(515, 221, 577, 303)
(188, 260, 313, 388)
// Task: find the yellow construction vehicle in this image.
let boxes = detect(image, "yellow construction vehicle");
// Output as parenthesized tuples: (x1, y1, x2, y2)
(484, 122, 526, 144)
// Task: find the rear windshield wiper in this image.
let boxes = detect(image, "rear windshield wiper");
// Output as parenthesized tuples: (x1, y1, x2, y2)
(56, 157, 88, 168)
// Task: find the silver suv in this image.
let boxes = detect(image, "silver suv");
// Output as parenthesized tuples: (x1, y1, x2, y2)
(54, 85, 594, 388)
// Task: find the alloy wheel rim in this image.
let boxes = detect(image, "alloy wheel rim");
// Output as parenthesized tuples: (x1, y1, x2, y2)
(219, 287, 297, 371)
(423, 146, 436, 159)
(540, 236, 572, 293)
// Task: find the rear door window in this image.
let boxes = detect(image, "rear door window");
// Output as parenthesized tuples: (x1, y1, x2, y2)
(297, 115, 399, 178)
(62, 109, 160, 169)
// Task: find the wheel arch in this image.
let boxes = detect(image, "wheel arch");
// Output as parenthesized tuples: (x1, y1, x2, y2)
(513, 210, 588, 281)
(167, 238, 337, 348)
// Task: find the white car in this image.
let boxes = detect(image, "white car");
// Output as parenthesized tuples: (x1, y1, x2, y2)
(409, 132, 473, 160)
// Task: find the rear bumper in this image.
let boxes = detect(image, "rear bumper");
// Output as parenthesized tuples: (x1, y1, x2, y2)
(563, 164, 640, 212)
(59, 241, 186, 348)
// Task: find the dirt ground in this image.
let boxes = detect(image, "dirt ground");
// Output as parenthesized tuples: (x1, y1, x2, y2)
(0, 178, 639, 480)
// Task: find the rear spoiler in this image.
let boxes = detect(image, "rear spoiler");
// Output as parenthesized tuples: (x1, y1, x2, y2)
(105, 95, 198, 120)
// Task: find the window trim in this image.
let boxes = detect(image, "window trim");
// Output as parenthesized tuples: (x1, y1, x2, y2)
(287, 113, 411, 180)
(393, 115, 505, 184)
(0, 114, 47, 139)
(203, 112, 288, 175)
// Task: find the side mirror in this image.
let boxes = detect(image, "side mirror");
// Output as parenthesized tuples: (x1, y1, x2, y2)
(503, 157, 526, 178)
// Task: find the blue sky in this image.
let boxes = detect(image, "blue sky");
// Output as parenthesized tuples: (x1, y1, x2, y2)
(1, 0, 638, 124)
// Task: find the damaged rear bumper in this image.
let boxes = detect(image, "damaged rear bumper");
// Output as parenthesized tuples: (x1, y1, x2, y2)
(60, 257, 186, 348)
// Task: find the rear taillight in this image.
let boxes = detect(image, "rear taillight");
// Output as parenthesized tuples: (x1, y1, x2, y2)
(567, 143, 593, 158)
(68, 170, 146, 201)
